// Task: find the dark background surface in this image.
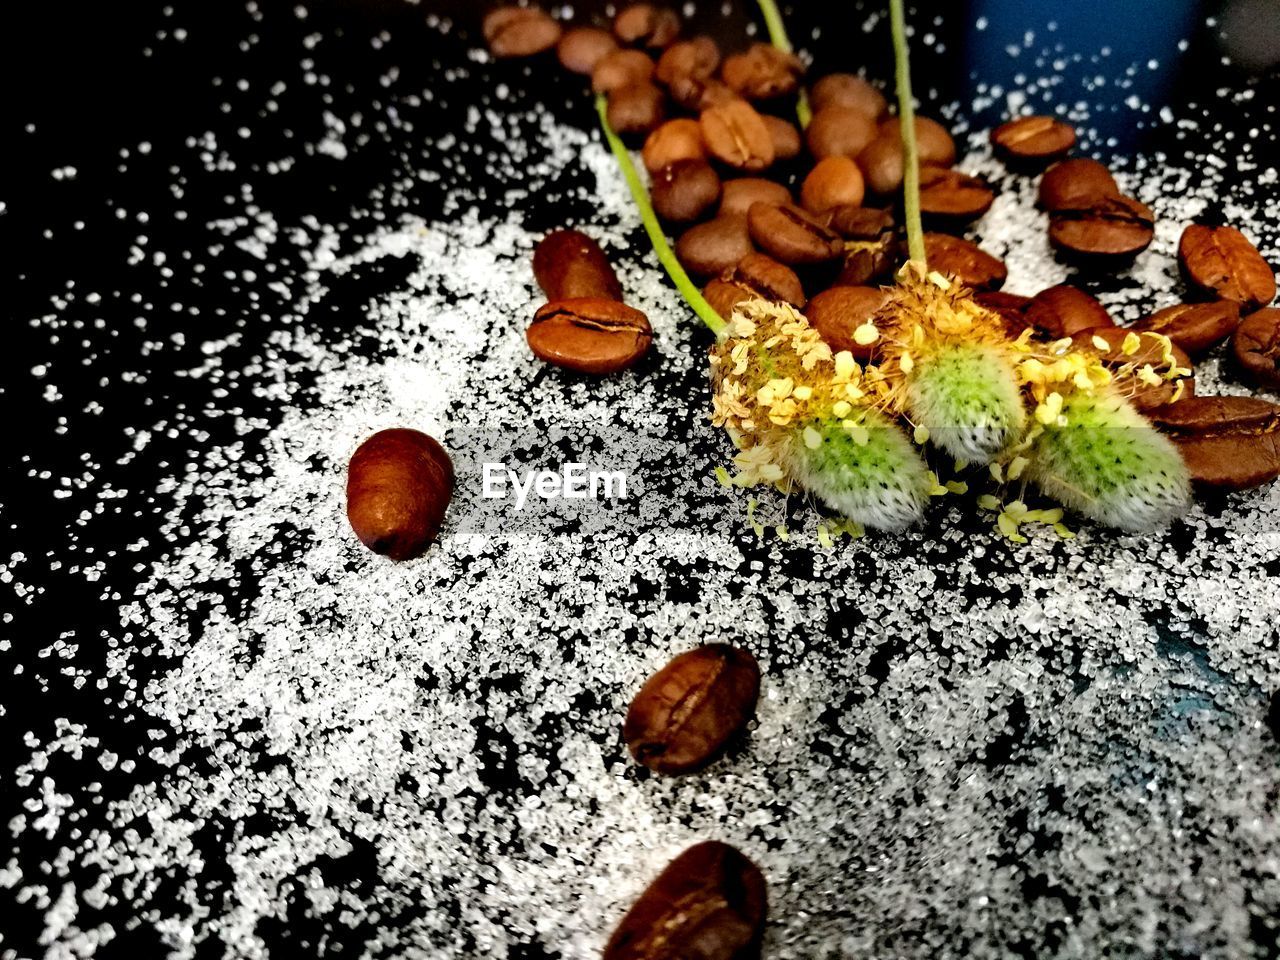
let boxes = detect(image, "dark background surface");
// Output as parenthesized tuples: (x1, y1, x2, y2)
(2, 0, 1278, 956)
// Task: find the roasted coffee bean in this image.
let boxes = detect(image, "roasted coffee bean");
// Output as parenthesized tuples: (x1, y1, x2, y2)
(718, 177, 790, 217)
(975, 291, 1033, 335)
(857, 117, 956, 195)
(483, 6, 561, 58)
(592, 48, 655, 94)
(1049, 194, 1155, 259)
(624, 644, 760, 774)
(655, 35, 719, 86)
(721, 43, 803, 100)
(835, 240, 896, 287)
(700, 99, 775, 171)
(556, 26, 618, 74)
(347, 429, 454, 560)
(676, 215, 754, 277)
(642, 118, 705, 173)
(603, 841, 767, 960)
(527, 298, 653, 374)
(1178, 225, 1277, 310)
(762, 115, 802, 161)
(1071, 326, 1194, 410)
(669, 75, 736, 112)
(727, 252, 806, 307)
(810, 72, 887, 119)
(1038, 158, 1119, 212)
(805, 105, 878, 161)
(1150, 396, 1280, 490)
(921, 233, 1007, 292)
(748, 202, 843, 265)
(878, 116, 957, 164)
(805, 286, 889, 359)
(918, 166, 994, 223)
(651, 159, 721, 223)
(991, 115, 1076, 161)
(800, 156, 866, 214)
(703, 279, 756, 321)
(607, 81, 666, 135)
(1233, 307, 1280, 388)
(533, 229, 623, 301)
(1132, 301, 1241, 356)
(827, 205, 894, 241)
(1025, 284, 1113, 338)
(613, 3, 680, 48)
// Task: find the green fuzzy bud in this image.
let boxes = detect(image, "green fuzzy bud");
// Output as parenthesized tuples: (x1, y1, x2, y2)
(788, 409, 932, 532)
(906, 342, 1026, 464)
(1028, 389, 1190, 532)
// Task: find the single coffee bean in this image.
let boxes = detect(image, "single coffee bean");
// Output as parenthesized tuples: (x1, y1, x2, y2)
(527, 298, 653, 375)
(1071, 326, 1194, 410)
(1233, 307, 1280, 388)
(624, 644, 760, 774)
(718, 177, 791, 217)
(592, 48, 656, 94)
(918, 166, 995, 223)
(347, 429, 454, 561)
(556, 26, 618, 74)
(878, 116, 957, 165)
(805, 105, 878, 162)
(726, 252, 806, 307)
(721, 42, 803, 100)
(1149, 396, 1280, 490)
(810, 72, 887, 118)
(1025, 284, 1114, 338)
(991, 115, 1076, 161)
(827, 204, 894, 241)
(613, 3, 681, 48)
(1049, 194, 1155, 259)
(603, 841, 768, 960)
(1178, 224, 1277, 310)
(607, 81, 666, 136)
(1132, 301, 1241, 356)
(532, 229, 623, 301)
(669, 74, 736, 112)
(676, 215, 754, 277)
(805, 286, 889, 360)
(703, 278, 756, 321)
(483, 7, 561, 58)
(975, 291, 1034, 336)
(651, 159, 721, 223)
(856, 117, 955, 196)
(835, 240, 896, 287)
(655, 35, 719, 86)
(800, 156, 866, 214)
(1038, 158, 1119, 212)
(700, 99, 775, 171)
(762, 115, 802, 161)
(747, 202, 843, 265)
(642, 118, 705, 174)
(921, 233, 1007, 292)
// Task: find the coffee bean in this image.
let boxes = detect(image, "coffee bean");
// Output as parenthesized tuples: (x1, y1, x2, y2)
(805, 286, 889, 359)
(991, 115, 1076, 161)
(1071, 326, 1194, 410)
(1132, 301, 1241, 356)
(483, 7, 561, 58)
(918, 166, 994, 223)
(1025, 284, 1114, 338)
(556, 26, 618, 74)
(603, 841, 767, 960)
(1233, 307, 1280, 388)
(1049, 194, 1155, 259)
(747, 202, 843, 265)
(727, 252, 806, 307)
(592, 48, 655, 94)
(856, 117, 955, 196)
(613, 3, 680, 48)
(669, 75, 736, 112)
(624, 644, 760, 774)
(1038, 158, 1119, 212)
(718, 177, 791, 217)
(527, 298, 653, 374)
(703, 278, 756, 321)
(921, 233, 1007, 292)
(1149, 396, 1280, 490)
(655, 35, 719, 86)
(835, 240, 896, 287)
(975, 291, 1033, 335)
(699, 99, 775, 171)
(721, 42, 803, 100)
(810, 72, 887, 119)
(651, 159, 721, 223)
(532, 229, 623, 301)
(878, 116, 957, 165)
(347, 429, 454, 560)
(642, 118, 705, 173)
(1178, 224, 1277, 310)
(607, 81, 666, 136)
(827, 205, 894, 241)
(762, 115, 802, 161)
(805, 106, 878, 161)
(676, 215, 754, 277)
(800, 156, 866, 214)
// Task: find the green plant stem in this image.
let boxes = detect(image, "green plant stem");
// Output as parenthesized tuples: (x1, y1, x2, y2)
(755, 0, 812, 128)
(889, 0, 926, 266)
(596, 93, 726, 337)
